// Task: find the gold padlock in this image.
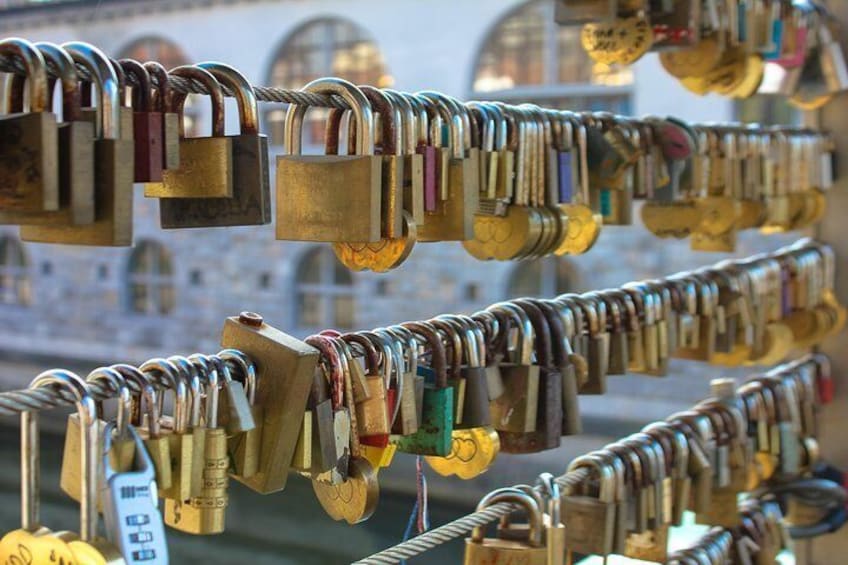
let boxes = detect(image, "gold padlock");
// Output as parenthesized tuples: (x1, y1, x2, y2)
(60, 366, 135, 509)
(464, 488, 547, 564)
(0, 38, 59, 215)
(21, 42, 134, 246)
(219, 312, 320, 493)
(276, 77, 382, 243)
(144, 64, 233, 198)
(165, 356, 229, 534)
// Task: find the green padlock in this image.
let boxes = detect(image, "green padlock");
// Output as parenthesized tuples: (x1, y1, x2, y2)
(392, 321, 453, 456)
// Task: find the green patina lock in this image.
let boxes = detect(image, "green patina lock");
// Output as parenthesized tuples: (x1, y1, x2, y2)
(392, 322, 454, 456)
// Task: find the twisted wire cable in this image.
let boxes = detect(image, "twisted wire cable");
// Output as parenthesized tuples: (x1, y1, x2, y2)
(352, 468, 590, 565)
(0, 351, 246, 416)
(0, 52, 351, 109)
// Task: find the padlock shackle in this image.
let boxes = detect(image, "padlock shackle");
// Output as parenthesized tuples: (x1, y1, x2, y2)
(472, 488, 544, 547)
(166, 355, 199, 433)
(402, 321, 448, 390)
(219, 349, 257, 406)
(168, 65, 225, 138)
(25, 370, 98, 540)
(429, 318, 464, 382)
(139, 357, 188, 436)
(189, 354, 221, 429)
(361, 85, 401, 157)
(382, 89, 417, 156)
(35, 41, 81, 121)
(86, 366, 132, 439)
(62, 41, 120, 139)
(0, 38, 49, 113)
(512, 299, 554, 370)
(288, 77, 374, 156)
(488, 301, 535, 367)
(118, 58, 152, 112)
(144, 60, 170, 113)
(198, 61, 259, 135)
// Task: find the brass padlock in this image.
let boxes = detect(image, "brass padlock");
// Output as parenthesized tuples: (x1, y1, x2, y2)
(60, 366, 135, 509)
(0, 38, 59, 214)
(464, 488, 547, 564)
(22, 41, 133, 246)
(276, 77, 381, 242)
(145, 64, 233, 199)
(160, 62, 271, 227)
(384, 88, 425, 226)
(343, 333, 391, 447)
(1, 41, 94, 226)
(487, 303, 540, 433)
(220, 311, 320, 493)
(220, 349, 262, 480)
(416, 91, 477, 241)
(563, 454, 617, 559)
(165, 356, 229, 534)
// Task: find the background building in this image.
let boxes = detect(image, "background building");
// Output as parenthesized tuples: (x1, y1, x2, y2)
(0, 1, 803, 562)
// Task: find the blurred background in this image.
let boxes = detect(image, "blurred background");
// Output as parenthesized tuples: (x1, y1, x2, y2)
(0, 0, 804, 562)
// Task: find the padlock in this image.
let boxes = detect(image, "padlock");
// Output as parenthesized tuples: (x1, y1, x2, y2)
(144, 60, 180, 170)
(119, 59, 163, 182)
(563, 454, 617, 559)
(0, 370, 123, 563)
(277, 77, 381, 242)
(305, 335, 352, 484)
(220, 312, 319, 493)
(399, 92, 439, 215)
(500, 300, 562, 453)
(388, 326, 424, 436)
(464, 488, 547, 564)
(219, 349, 262, 479)
(384, 89, 424, 225)
(145, 64, 233, 199)
(158, 356, 198, 504)
(433, 315, 490, 429)
(487, 303, 540, 433)
(1, 41, 94, 226)
(431, 317, 466, 428)
(139, 358, 190, 497)
(363, 85, 403, 239)
(416, 91, 477, 241)
(342, 333, 391, 447)
(60, 366, 135, 510)
(536, 299, 582, 436)
(101, 421, 168, 564)
(161, 62, 270, 227)
(392, 321, 454, 456)
(164, 356, 229, 534)
(22, 41, 133, 246)
(540, 473, 566, 565)
(0, 38, 59, 214)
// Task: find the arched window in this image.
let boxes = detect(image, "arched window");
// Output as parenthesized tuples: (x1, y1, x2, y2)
(127, 240, 175, 315)
(116, 37, 199, 136)
(507, 257, 578, 298)
(472, 0, 633, 113)
(265, 18, 392, 146)
(295, 247, 355, 329)
(0, 236, 30, 305)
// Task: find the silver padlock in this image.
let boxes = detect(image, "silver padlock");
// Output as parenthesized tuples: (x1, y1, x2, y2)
(101, 421, 169, 564)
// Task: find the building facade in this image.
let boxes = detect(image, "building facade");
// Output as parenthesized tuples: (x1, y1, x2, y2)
(0, 0, 795, 381)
